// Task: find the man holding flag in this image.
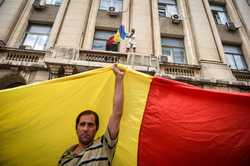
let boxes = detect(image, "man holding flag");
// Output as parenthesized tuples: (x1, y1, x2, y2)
(58, 64, 124, 166)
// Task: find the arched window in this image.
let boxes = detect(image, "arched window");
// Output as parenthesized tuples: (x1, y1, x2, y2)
(0, 73, 26, 90)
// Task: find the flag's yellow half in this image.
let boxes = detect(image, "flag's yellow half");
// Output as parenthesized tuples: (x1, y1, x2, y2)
(0, 65, 152, 166)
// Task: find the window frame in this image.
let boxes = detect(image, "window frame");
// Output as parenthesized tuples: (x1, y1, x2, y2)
(224, 45, 248, 71)
(158, 0, 178, 17)
(210, 4, 229, 25)
(99, 0, 123, 12)
(22, 24, 51, 50)
(161, 37, 187, 64)
(92, 30, 118, 52)
(46, 0, 63, 5)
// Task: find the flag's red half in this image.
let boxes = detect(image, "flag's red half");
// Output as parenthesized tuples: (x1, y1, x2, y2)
(138, 77, 250, 166)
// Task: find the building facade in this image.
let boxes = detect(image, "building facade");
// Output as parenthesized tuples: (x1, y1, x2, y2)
(0, 0, 250, 92)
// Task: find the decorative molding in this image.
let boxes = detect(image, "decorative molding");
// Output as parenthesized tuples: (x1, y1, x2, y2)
(0, 47, 46, 68)
(159, 63, 201, 78)
(232, 70, 250, 81)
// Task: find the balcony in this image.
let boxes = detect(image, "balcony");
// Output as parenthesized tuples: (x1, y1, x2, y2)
(0, 47, 46, 69)
(45, 48, 159, 76)
(126, 53, 158, 74)
(44, 48, 129, 77)
(1, 47, 201, 79)
(44, 48, 127, 72)
(232, 70, 250, 82)
(159, 63, 201, 79)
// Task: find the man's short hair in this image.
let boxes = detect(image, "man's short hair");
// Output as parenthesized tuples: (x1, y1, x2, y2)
(75, 110, 99, 130)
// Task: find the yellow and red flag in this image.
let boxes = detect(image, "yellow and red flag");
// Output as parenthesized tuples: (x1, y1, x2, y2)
(0, 65, 250, 166)
(106, 25, 126, 51)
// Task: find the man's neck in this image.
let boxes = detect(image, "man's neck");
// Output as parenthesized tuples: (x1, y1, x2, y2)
(74, 142, 93, 154)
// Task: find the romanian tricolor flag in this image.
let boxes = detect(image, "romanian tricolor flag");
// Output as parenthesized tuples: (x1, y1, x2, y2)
(106, 25, 126, 51)
(0, 65, 250, 166)
(113, 25, 126, 43)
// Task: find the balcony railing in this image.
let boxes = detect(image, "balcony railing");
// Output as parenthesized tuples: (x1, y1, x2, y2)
(45, 48, 129, 76)
(79, 49, 127, 64)
(126, 53, 158, 74)
(232, 70, 250, 81)
(160, 63, 201, 78)
(0, 47, 46, 68)
(1, 47, 202, 79)
(45, 48, 128, 66)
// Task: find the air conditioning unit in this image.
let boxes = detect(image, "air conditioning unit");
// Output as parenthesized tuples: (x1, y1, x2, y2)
(171, 14, 181, 24)
(19, 45, 32, 50)
(225, 21, 238, 32)
(107, 6, 119, 17)
(160, 56, 168, 64)
(33, 0, 46, 10)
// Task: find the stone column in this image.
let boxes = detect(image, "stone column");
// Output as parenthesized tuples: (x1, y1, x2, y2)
(202, 0, 225, 63)
(7, 0, 33, 47)
(151, 0, 161, 57)
(231, 0, 250, 40)
(187, 0, 220, 62)
(55, 0, 92, 48)
(0, 0, 28, 43)
(226, 0, 250, 68)
(120, 0, 130, 53)
(178, 0, 198, 65)
(130, 0, 153, 55)
(46, 0, 70, 49)
(187, 0, 235, 81)
(81, 0, 100, 50)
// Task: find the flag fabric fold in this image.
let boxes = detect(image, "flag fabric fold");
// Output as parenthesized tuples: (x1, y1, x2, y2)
(0, 65, 250, 166)
(106, 25, 126, 51)
(0, 65, 151, 166)
(138, 77, 250, 166)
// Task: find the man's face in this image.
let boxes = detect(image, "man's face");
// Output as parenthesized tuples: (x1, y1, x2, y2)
(76, 114, 97, 146)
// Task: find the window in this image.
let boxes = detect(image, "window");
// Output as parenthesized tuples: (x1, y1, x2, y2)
(100, 0, 123, 12)
(46, 0, 63, 5)
(224, 45, 248, 70)
(210, 5, 228, 25)
(22, 24, 51, 50)
(158, 0, 178, 17)
(161, 37, 186, 64)
(92, 30, 118, 51)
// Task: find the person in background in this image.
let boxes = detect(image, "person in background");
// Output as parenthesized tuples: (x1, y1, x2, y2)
(126, 29, 136, 53)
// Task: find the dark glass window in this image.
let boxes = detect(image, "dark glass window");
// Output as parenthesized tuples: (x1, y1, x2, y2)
(224, 45, 248, 70)
(92, 30, 118, 51)
(46, 0, 63, 5)
(22, 24, 51, 50)
(210, 5, 228, 25)
(158, 0, 178, 17)
(100, 0, 123, 11)
(161, 37, 186, 64)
